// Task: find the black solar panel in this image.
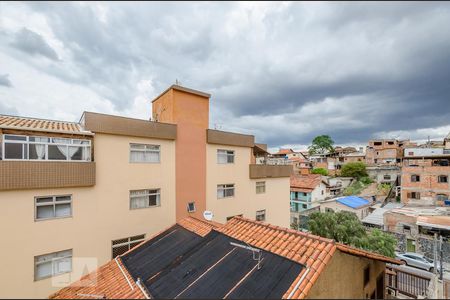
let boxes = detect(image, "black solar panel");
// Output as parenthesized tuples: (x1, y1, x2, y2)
(122, 227, 303, 299)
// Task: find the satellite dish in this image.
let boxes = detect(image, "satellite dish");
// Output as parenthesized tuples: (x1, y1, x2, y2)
(203, 211, 214, 221)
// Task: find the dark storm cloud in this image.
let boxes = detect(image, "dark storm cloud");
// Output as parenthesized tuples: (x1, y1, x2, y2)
(3, 2, 450, 148)
(11, 28, 59, 60)
(0, 74, 12, 87)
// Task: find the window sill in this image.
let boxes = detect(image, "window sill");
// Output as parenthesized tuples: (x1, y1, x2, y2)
(130, 205, 161, 210)
(35, 215, 73, 222)
(218, 196, 235, 199)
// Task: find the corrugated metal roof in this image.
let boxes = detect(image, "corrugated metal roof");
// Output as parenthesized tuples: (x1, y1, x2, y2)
(362, 208, 387, 226)
(336, 196, 370, 209)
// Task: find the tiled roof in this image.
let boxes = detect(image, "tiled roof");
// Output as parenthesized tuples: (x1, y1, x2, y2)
(177, 216, 222, 237)
(0, 114, 92, 135)
(275, 148, 294, 155)
(49, 258, 145, 299)
(290, 174, 324, 190)
(217, 216, 401, 299)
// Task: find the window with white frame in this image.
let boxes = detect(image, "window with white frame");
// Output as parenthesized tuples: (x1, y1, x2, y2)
(2, 134, 91, 161)
(34, 249, 72, 281)
(256, 209, 266, 221)
(130, 189, 160, 209)
(130, 143, 160, 163)
(187, 202, 196, 212)
(217, 149, 234, 164)
(217, 184, 235, 198)
(35, 195, 72, 220)
(112, 234, 145, 258)
(256, 181, 266, 194)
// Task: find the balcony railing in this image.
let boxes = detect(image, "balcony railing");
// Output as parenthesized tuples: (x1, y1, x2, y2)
(0, 161, 96, 190)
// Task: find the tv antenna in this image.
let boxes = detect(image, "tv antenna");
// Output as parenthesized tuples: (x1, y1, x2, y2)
(175, 79, 182, 86)
(230, 242, 263, 269)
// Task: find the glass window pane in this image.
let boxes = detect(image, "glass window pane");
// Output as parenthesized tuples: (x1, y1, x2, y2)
(56, 196, 71, 202)
(36, 205, 54, 219)
(29, 144, 46, 160)
(36, 197, 53, 203)
(131, 196, 148, 209)
(83, 147, 91, 161)
(48, 145, 68, 160)
(52, 138, 70, 144)
(4, 143, 24, 159)
(148, 194, 159, 206)
(29, 136, 49, 143)
(69, 146, 83, 160)
(55, 203, 71, 217)
(53, 257, 71, 275)
(5, 135, 26, 141)
(36, 261, 52, 279)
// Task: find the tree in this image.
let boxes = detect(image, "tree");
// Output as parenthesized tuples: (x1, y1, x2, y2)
(340, 162, 368, 179)
(308, 135, 335, 155)
(311, 168, 328, 176)
(308, 211, 395, 257)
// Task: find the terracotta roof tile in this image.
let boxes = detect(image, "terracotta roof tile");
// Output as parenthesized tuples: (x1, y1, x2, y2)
(290, 174, 326, 190)
(0, 114, 92, 135)
(49, 258, 145, 299)
(177, 216, 221, 237)
(217, 216, 401, 299)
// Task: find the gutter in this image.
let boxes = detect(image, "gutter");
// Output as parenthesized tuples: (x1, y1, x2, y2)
(287, 267, 310, 299)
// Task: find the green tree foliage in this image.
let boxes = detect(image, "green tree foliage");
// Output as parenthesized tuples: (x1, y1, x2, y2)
(311, 168, 328, 176)
(308, 135, 335, 155)
(341, 162, 368, 179)
(308, 211, 396, 257)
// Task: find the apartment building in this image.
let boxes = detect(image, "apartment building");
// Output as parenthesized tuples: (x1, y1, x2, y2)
(401, 147, 450, 206)
(366, 139, 403, 166)
(0, 84, 291, 298)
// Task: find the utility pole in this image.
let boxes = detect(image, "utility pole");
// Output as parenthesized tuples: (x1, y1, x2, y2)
(439, 235, 443, 280)
(434, 233, 438, 275)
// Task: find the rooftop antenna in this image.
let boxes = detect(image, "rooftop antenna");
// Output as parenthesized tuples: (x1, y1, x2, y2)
(230, 242, 263, 269)
(175, 79, 182, 86)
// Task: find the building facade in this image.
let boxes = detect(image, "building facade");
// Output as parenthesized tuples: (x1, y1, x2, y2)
(0, 85, 291, 298)
(401, 148, 450, 206)
(366, 139, 403, 166)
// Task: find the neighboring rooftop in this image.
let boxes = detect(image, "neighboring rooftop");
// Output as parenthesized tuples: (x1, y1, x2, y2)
(0, 114, 92, 135)
(290, 174, 327, 193)
(336, 196, 371, 209)
(51, 216, 400, 299)
(274, 148, 294, 155)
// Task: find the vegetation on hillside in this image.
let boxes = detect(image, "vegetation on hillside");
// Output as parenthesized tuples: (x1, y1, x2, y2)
(308, 211, 396, 257)
(308, 135, 335, 155)
(340, 161, 368, 179)
(343, 176, 373, 196)
(311, 168, 328, 176)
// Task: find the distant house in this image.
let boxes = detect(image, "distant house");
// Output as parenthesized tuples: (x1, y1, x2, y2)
(319, 196, 373, 220)
(51, 216, 401, 299)
(290, 175, 329, 223)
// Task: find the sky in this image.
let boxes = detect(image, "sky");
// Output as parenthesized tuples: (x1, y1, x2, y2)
(1, 2, 450, 152)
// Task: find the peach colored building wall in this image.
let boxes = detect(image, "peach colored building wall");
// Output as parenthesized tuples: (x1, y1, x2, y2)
(152, 88, 209, 220)
(206, 144, 290, 227)
(0, 133, 176, 298)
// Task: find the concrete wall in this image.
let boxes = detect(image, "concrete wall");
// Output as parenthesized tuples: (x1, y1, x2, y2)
(308, 250, 386, 299)
(206, 144, 290, 227)
(0, 133, 176, 298)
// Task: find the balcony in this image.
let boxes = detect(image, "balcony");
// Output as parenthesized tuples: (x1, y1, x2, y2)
(0, 161, 96, 190)
(249, 164, 292, 179)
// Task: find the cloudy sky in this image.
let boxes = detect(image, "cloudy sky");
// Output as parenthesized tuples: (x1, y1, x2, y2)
(1, 2, 450, 151)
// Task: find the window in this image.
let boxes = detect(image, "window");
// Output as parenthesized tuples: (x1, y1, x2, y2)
(130, 143, 160, 163)
(217, 149, 234, 164)
(363, 265, 370, 287)
(409, 192, 420, 199)
(384, 175, 391, 180)
(437, 194, 448, 201)
(438, 175, 448, 183)
(112, 234, 145, 258)
(325, 208, 334, 213)
(35, 195, 72, 221)
(187, 202, 196, 212)
(256, 209, 266, 221)
(411, 175, 420, 182)
(217, 184, 235, 198)
(256, 181, 266, 194)
(374, 142, 382, 146)
(302, 204, 307, 209)
(130, 189, 160, 209)
(403, 225, 411, 233)
(2, 134, 91, 161)
(34, 249, 72, 281)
